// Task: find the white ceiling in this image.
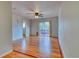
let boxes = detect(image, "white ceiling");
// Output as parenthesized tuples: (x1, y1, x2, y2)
(12, 1, 62, 19)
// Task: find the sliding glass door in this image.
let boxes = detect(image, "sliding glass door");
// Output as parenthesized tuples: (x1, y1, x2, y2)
(39, 21, 50, 36)
(39, 22, 51, 57)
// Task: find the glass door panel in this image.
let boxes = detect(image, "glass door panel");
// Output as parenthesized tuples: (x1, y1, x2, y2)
(39, 22, 50, 36)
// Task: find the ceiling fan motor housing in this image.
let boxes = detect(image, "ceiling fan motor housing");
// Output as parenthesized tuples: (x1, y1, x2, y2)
(35, 12, 39, 16)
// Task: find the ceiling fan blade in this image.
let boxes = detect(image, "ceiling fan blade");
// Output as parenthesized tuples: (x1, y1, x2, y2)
(39, 14, 43, 17)
(40, 14, 43, 15)
(39, 15, 43, 17)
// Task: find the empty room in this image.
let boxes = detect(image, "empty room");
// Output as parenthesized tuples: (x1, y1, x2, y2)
(0, 1, 79, 58)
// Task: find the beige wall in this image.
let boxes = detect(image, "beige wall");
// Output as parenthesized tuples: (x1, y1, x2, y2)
(51, 17, 58, 37)
(30, 20, 39, 36)
(59, 2, 79, 57)
(0, 2, 12, 56)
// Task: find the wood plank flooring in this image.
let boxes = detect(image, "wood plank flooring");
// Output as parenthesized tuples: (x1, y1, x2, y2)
(3, 36, 63, 58)
(3, 51, 33, 58)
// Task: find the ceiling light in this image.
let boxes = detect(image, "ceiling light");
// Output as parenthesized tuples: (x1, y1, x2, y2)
(35, 16, 39, 18)
(35, 12, 39, 18)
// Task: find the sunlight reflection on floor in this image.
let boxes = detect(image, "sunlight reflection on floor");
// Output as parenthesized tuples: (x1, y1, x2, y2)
(39, 35, 51, 57)
(21, 37, 29, 52)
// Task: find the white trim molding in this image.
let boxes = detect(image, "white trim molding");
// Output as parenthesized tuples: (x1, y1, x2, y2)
(0, 49, 13, 58)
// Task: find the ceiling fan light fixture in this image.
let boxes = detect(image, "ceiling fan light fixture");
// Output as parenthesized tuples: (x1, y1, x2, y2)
(35, 15, 39, 18)
(35, 12, 39, 18)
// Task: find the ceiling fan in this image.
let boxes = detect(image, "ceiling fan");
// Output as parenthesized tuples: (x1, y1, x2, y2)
(25, 7, 43, 18)
(26, 12, 43, 18)
(34, 12, 43, 18)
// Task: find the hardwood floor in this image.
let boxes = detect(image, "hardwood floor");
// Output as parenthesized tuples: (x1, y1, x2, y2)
(3, 51, 33, 58)
(3, 36, 63, 58)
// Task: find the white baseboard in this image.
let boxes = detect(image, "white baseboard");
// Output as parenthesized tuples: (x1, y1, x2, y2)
(0, 49, 13, 58)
